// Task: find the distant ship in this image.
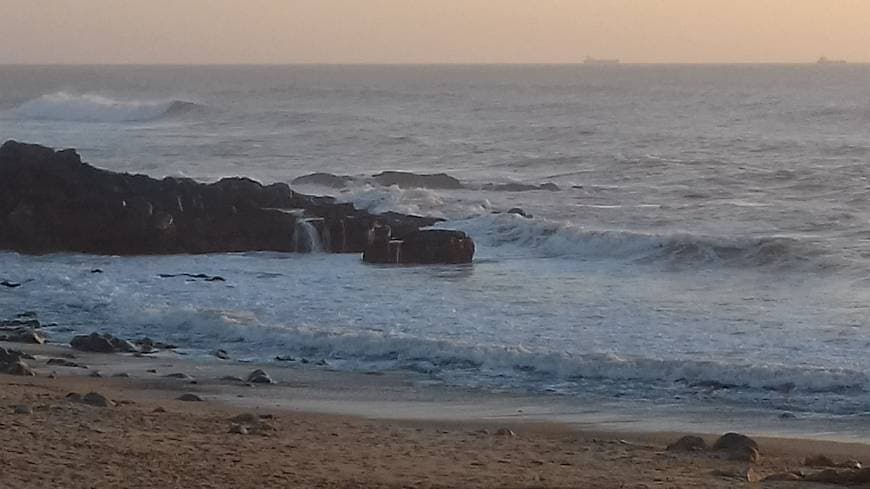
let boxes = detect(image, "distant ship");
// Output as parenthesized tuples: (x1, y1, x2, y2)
(583, 56, 620, 65)
(817, 56, 847, 65)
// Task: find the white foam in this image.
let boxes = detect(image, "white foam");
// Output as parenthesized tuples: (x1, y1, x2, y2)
(13, 92, 200, 123)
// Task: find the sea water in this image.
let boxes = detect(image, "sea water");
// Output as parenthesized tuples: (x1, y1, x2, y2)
(2, 64, 870, 435)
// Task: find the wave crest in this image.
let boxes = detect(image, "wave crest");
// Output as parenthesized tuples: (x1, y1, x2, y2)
(13, 92, 203, 122)
(448, 214, 832, 269)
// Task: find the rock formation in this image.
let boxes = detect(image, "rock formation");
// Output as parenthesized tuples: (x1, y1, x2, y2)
(0, 141, 474, 264)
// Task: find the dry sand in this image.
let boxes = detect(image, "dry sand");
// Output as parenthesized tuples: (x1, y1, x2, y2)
(1, 342, 868, 488)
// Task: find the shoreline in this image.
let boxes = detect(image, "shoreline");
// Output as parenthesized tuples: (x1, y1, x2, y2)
(4, 340, 869, 445)
(3, 342, 870, 488)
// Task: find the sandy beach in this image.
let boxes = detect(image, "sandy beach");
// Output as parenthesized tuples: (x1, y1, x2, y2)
(2, 342, 869, 488)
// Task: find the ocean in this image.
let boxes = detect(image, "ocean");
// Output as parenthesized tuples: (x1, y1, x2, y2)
(2, 64, 870, 436)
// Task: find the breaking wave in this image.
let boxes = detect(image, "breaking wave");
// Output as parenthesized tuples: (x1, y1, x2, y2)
(13, 92, 203, 122)
(447, 213, 835, 269)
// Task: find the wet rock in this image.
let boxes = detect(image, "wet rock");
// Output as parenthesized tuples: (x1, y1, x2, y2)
(89, 371, 103, 378)
(292, 172, 353, 188)
(0, 347, 36, 376)
(90, 268, 103, 274)
(506, 208, 532, 218)
(246, 369, 274, 384)
(0, 328, 45, 344)
(0, 280, 21, 288)
(221, 375, 245, 383)
(213, 349, 230, 360)
(778, 411, 796, 419)
(176, 393, 203, 402)
(71, 332, 137, 353)
(0, 140, 455, 257)
(112, 372, 130, 378)
(371, 171, 464, 190)
(838, 459, 863, 470)
(666, 435, 707, 452)
(134, 337, 177, 351)
(364, 227, 475, 265)
(275, 355, 295, 362)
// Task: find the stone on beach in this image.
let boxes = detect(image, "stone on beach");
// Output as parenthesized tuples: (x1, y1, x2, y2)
(0, 347, 36, 376)
(666, 435, 707, 452)
(246, 369, 274, 384)
(177, 393, 204, 402)
(71, 332, 137, 353)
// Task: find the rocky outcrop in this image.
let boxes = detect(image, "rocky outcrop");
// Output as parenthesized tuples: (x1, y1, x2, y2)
(363, 228, 475, 265)
(0, 141, 472, 263)
(71, 333, 137, 353)
(0, 347, 36, 376)
(371, 171, 464, 189)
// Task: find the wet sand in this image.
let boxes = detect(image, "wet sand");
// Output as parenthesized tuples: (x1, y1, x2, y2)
(1, 341, 868, 488)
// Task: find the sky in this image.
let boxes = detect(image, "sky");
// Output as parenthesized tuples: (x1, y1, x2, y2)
(1, 0, 868, 64)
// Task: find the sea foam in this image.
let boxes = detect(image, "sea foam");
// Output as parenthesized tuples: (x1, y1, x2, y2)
(13, 92, 201, 123)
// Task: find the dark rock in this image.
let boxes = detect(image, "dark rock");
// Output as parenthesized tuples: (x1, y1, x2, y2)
(727, 446, 760, 463)
(81, 392, 113, 407)
(112, 372, 130, 378)
(89, 371, 103, 378)
(371, 171, 464, 190)
(506, 208, 532, 218)
(292, 172, 353, 188)
(0, 328, 45, 344)
(90, 268, 103, 273)
(246, 369, 274, 384)
(228, 424, 249, 435)
(213, 349, 230, 360)
(494, 428, 516, 438)
(47, 358, 85, 368)
(364, 228, 474, 265)
(666, 435, 707, 452)
(159, 273, 224, 282)
(712, 432, 759, 453)
(176, 393, 203, 402)
(71, 332, 137, 353)
(275, 355, 295, 362)
(0, 347, 36, 376)
(0, 280, 21, 288)
(0, 141, 466, 259)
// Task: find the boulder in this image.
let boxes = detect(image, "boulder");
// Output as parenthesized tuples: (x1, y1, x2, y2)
(0, 347, 36, 376)
(364, 228, 474, 265)
(292, 172, 353, 188)
(176, 393, 203, 402)
(371, 171, 464, 189)
(246, 369, 274, 384)
(666, 435, 707, 452)
(712, 432, 759, 453)
(0, 328, 45, 344)
(0, 141, 469, 260)
(71, 332, 137, 353)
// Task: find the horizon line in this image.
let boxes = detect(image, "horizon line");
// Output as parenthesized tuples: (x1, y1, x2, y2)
(2, 61, 869, 67)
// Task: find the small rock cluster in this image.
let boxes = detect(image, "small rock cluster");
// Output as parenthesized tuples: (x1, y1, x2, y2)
(0, 346, 36, 376)
(0, 312, 47, 344)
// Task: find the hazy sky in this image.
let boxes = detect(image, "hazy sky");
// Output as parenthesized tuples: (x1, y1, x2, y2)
(2, 0, 868, 64)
